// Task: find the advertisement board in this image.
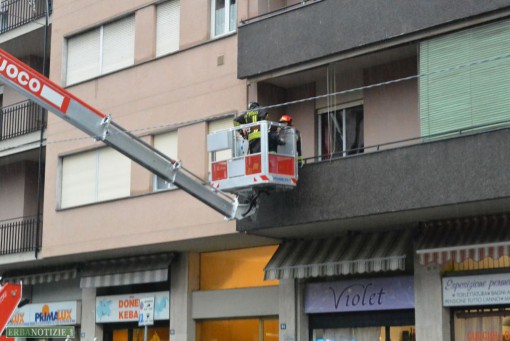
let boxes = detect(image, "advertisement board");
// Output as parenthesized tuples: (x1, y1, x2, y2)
(96, 292, 169, 323)
(443, 273, 510, 307)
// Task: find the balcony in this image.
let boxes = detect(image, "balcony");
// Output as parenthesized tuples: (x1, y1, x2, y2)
(237, 126, 510, 238)
(238, 0, 510, 78)
(0, 216, 41, 255)
(0, 100, 46, 141)
(0, 0, 51, 34)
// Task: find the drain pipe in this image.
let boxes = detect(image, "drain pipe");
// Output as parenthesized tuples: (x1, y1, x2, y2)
(35, 0, 50, 259)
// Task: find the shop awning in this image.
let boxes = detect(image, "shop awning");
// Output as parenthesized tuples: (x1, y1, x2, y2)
(80, 253, 174, 288)
(416, 214, 510, 265)
(264, 230, 411, 280)
(3, 269, 78, 285)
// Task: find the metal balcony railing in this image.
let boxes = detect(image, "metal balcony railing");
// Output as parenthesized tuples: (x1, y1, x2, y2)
(0, 0, 52, 34)
(0, 100, 46, 141)
(0, 216, 41, 255)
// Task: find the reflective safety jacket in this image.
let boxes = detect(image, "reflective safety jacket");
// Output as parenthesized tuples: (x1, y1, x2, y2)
(233, 109, 268, 141)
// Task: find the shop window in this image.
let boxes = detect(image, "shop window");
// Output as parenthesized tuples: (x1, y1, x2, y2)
(104, 326, 169, 341)
(197, 318, 277, 341)
(200, 245, 279, 290)
(211, 0, 236, 38)
(454, 309, 510, 341)
(317, 103, 364, 160)
(313, 326, 415, 341)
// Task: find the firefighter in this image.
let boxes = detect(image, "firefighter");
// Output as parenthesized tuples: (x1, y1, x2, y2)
(233, 102, 269, 153)
(279, 114, 303, 166)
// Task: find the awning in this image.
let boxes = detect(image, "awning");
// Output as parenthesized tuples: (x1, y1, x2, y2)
(417, 214, 510, 265)
(3, 269, 78, 285)
(264, 230, 411, 280)
(80, 253, 174, 288)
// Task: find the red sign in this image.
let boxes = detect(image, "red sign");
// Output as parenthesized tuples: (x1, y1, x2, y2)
(0, 283, 22, 335)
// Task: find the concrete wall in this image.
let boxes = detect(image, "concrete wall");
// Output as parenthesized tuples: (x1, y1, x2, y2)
(238, 0, 510, 77)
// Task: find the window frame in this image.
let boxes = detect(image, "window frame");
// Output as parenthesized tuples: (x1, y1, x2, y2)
(210, 0, 237, 38)
(152, 130, 179, 192)
(317, 100, 364, 160)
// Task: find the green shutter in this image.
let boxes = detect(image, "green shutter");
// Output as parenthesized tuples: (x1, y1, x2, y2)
(419, 19, 510, 137)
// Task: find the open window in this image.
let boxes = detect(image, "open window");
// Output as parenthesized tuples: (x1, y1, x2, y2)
(317, 102, 364, 159)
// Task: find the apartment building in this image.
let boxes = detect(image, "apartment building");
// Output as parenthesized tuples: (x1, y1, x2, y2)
(0, 0, 50, 279)
(2, 1, 510, 341)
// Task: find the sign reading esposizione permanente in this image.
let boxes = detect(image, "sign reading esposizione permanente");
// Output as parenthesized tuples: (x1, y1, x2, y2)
(6, 326, 75, 338)
(443, 273, 510, 307)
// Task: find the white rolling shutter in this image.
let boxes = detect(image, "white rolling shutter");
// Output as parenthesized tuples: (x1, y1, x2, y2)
(66, 28, 100, 85)
(61, 151, 97, 208)
(208, 117, 233, 162)
(102, 16, 135, 74)
(156, 0, 180, 57)
(97, 148, 131, 201)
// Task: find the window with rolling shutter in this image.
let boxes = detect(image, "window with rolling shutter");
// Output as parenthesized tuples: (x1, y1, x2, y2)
(66, 16, 135, 85)
(419, 18, 510, 137)
(156, 0, 180, 57)
(209, 117, 233, 163)
(61, 148, 131, 208)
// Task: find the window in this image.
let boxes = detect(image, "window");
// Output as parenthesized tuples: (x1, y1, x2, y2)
(153, 131, 178, 191)
(61, 148, 131, 208)
(198, 318, 278, 341)
(156, 0, 180, 57)
(208, 117, 233, 163)
(317, 103, 364, 159)
(419, 18, 510, 137)
(66, 16, 135, 85)
(211, 0, 236, 38)
(200, 245, 279, 290)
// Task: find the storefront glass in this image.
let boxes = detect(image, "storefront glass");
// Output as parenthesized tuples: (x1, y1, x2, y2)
(106, 326, 169, 341)
(313, 326, 415, 341)
(200, 245, 279, 290)
(454, 310, 510, 341)
(198, 318, 278, 341)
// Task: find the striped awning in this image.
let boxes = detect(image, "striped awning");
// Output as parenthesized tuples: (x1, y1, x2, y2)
(3, 269, 78, 285)
(264, 229, 411, 280)
(417, 214, 510, 265)
(80, 253, 174, 288)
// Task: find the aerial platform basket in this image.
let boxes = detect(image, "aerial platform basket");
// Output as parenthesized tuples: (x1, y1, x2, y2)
(208, 120, 299, 193)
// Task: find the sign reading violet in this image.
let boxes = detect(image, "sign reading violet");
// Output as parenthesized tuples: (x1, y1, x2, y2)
(443, 273, 510, 307)
(305, 276, 414, 314)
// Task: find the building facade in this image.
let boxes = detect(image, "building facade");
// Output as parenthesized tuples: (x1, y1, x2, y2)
(2, 1, 510, 341)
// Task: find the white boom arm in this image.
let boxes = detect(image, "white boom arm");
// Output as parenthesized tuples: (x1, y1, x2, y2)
(0, 49, 253, 220)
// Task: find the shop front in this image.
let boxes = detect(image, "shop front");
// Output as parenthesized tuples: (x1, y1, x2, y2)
(444, 273, 510, 341)
(307, 276, 415, 341)
(417, 214, 510, 341)
(96, 292, 170, 341)
(7, 301, 81, 341)
(264, 229, 415, 341)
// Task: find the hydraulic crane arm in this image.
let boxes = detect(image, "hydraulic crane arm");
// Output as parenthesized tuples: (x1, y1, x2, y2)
(0, 49, 253, 220)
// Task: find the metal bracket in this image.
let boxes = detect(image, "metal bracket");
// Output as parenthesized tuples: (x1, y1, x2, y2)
(99, 114, 112, 141)
(170, 160, 182, 183)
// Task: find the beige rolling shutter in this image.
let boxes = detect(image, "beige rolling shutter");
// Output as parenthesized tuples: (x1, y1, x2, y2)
(156, 0, 180, 57)
(102, 15, 135, 74)
(97, 148, 131, 201)
(61, 151, 97, 208)
(66, 28, 100, 85)
(209, 117, 233, 162)
(153, 131, 178, 190)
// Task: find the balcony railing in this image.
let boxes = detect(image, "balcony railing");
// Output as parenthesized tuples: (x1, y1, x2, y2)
(0, 0, 52, 34)
(0, 100, 46, 141)
(0, 216, 41, 255)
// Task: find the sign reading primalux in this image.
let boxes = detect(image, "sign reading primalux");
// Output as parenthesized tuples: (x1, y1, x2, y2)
(6, 326, 75, 338)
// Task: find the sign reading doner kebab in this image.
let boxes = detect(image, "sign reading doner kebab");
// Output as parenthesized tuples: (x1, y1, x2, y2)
(6, 326, 75, 338)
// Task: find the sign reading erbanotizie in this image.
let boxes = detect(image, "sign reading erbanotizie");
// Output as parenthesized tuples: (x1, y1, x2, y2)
(6, 326, 75, 338)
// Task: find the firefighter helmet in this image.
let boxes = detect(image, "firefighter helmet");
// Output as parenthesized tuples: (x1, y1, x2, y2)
(279, 114, 293, 126)
(248, 102, 259, 110)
